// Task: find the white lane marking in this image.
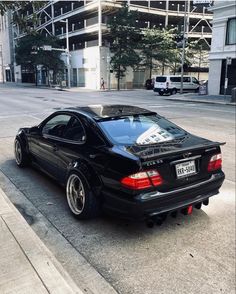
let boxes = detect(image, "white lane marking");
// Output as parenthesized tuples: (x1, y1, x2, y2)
(28, 115, 43, 120)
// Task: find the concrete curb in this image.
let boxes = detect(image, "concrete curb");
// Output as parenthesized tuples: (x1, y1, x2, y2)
(0, 187, 83, 294)
(165, 97, 236, 106)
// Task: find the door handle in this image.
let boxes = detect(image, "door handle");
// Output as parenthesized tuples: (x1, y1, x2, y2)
(53, 144, 58, 152)
(89, 154, 99, 159)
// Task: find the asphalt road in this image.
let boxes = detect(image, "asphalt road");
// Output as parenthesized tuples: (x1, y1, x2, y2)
(0, 84, 235, 294)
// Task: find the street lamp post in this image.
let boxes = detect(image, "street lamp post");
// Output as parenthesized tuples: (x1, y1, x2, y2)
(107, 46, 111, 91)
(60, 19, 70, 88)
(224, 57, 231, 98)
(180, 0, 188, 94)
(0, 44, 5, 84)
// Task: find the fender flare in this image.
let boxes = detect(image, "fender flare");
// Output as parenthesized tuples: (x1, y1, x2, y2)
(66, 159, 103, 198)
(16, 130, 29, 154)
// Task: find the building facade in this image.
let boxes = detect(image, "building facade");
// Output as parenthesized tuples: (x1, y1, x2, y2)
(13, 0, 213, 89)
(208, 1, 236, 95)
(0, 12, 14, 83)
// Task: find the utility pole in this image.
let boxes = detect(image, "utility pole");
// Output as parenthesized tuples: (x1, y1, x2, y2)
(180, 0, 188, 94)
(98, 0, 102, 90)
(60, 19, 70, 88)
(198, 44, 202, 80)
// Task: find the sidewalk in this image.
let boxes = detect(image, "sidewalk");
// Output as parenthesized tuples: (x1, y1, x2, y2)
(165, 93, 236, 106)
(0, 188, 83, 294)
(0, 82, 98, 92)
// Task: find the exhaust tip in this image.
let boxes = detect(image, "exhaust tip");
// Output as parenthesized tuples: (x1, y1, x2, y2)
(146, 219, 155, 228)
(156, 217, 163, 226)
(171, 211, 178, 218)
(195, 202, 202, 210)
(203, 199, 209, 206)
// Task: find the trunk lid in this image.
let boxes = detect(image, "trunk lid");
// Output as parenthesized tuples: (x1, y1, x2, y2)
(125, 134, 224, 192)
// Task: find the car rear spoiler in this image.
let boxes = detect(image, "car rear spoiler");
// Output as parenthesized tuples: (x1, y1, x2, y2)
(96, 112, 158, 122)
(132, 141, 226, 161)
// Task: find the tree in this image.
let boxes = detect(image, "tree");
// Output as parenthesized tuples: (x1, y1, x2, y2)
(108, 4, 141, 90)
(0, 1, 28, 15)
(141, 28, 177, 77)
(141, 28, 206, 76)
(167, 38, 210, 76)
(186, 40, 210, 79)
(0, 1, 46, 32)
(141, 28, 163, 79)
(15, 33, 65, 85)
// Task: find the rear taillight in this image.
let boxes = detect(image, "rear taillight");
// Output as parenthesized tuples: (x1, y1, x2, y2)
(207, 153, 222, 171)
(121, 170, 163, 190)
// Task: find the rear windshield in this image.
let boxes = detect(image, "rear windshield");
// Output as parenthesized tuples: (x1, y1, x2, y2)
(156, 77, 166, 82)
(98, 115, 186, 145)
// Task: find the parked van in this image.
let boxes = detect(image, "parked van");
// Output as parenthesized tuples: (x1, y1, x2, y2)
(153, 75, 200, 95)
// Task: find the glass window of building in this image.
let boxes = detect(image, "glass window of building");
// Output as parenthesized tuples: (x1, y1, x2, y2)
(226, 18, 236, 45)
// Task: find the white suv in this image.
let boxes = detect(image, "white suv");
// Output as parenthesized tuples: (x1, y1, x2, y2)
(153, 75, 200, 95)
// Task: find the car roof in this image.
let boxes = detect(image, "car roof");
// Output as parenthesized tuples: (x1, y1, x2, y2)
(156, 75, 190, 77)
(61, 105, 156, 121)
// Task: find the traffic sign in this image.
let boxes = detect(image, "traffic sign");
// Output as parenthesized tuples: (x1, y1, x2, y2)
(226, 57, 232, 65)
(42, 45, 52, 51)
(193, 0, 213, 5)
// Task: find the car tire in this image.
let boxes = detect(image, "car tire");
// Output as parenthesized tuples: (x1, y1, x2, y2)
(172, 88, 177, 95)
(159, 92, 164, 96)
(66, 171, 101, 220)
(14, 138, 29, 168)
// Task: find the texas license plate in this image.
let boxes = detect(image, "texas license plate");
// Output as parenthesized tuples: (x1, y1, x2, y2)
(175, 160, 196, 178)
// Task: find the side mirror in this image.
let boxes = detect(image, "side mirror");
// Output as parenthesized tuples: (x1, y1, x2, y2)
(30, 126, 40, 135)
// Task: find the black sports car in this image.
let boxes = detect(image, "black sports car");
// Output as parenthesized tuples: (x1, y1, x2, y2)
(14, 105, 225, 224)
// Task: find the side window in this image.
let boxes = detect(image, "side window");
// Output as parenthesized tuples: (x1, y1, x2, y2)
(63, 117, 85, 142)
(42, 115, 71, 137)
(170, 77, 181, 83)
(183, 77, 190, 83)
(192, 77, 199, 84)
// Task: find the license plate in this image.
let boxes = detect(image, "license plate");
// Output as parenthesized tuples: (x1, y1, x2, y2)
(175, 160, 196, 178)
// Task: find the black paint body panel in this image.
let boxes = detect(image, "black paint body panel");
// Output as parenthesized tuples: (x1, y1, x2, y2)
(16, 105, 225, 220)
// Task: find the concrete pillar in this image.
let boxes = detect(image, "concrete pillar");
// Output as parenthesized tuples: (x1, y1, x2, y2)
(98, 0, 102, 47)
(51, 3, 55, 35)
(98, 0, 102, 90)
(165, 0, 169, 27)
(208, 59, 222, 95)
(186, 0, 190, 37)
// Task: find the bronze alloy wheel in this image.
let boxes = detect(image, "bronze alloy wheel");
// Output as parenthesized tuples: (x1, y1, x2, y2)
(14, 139, 22, 165)
(66, 174, 85, 215)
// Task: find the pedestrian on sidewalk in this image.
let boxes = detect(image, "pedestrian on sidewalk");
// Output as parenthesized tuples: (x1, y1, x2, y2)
(101, 77, 105, 90)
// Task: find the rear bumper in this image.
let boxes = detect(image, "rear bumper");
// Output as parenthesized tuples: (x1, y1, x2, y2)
(102, 172, 225, 220)
(153, 88, 171, 93)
